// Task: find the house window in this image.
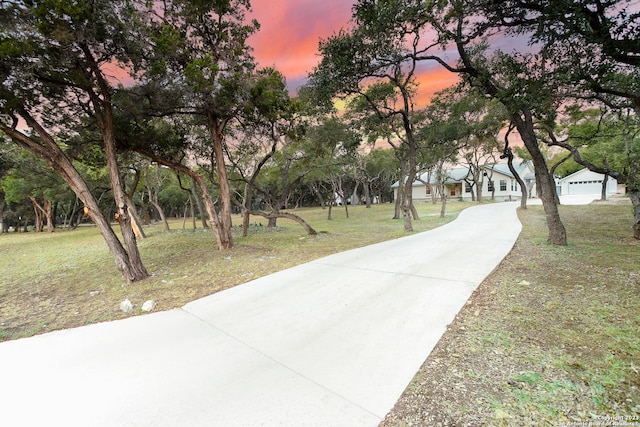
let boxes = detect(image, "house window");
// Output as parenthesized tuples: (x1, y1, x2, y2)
(450, 186, 456, 196)
(465, 182, 472, 193)
(488, 180, 494, 192)
(500, 180, 507, 191)
(425, 185, 431, 195)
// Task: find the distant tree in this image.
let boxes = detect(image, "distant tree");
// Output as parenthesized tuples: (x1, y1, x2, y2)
(225, 68, 307, 236)
(363, 148, 400, 205)
(144, 164, 172, 232)
(308, 20, 426, 231)
(1, 150, 70, 232)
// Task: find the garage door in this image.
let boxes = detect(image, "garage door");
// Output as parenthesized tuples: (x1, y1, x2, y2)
(568, 180, 602, 194)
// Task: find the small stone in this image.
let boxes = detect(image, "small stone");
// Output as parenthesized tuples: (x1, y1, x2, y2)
(89, 290, 100, 296)
(494, 408, 512, 419)
(141, 300, 156, 312)
(119, 299, 133, 313)
(519, 280, 530, 286)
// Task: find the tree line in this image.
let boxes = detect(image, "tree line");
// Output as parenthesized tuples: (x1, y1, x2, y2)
(1, 0, 638, 284)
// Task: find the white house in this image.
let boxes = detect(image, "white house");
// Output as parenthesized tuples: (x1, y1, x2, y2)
(557, 168, 618, 196)
(392, 161, 536, 202)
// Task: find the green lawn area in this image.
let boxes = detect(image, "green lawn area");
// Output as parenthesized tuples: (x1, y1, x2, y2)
(0, 201, 467, 341)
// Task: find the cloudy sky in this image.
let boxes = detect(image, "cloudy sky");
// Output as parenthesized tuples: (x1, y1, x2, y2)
(248, 0, 459, 104)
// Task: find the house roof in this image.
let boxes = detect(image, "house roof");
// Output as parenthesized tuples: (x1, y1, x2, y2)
(391, 161, 535, 188)
(557, 167, 595, 183)
(484, 162, 535, 180)
(418, 167, 470, 185)
(557, 167, 617, 184)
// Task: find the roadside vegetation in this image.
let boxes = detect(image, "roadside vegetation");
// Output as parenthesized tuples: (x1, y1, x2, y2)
(0, 202, 466, 342)
(383, 199, 640, 426)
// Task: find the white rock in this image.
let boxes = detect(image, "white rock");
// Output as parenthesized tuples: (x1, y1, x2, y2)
(141, 300, 156, 312)
(119, 299, 133, 313)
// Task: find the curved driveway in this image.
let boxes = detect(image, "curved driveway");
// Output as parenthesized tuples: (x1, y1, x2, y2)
(0, 202, 522, 427)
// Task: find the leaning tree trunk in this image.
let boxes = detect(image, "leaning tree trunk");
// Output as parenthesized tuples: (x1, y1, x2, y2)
(505, 147, 528, 209)
(124, 194, 146, 239)
(191, 177, 209, 229)
(101, 112, 149, 281)
(134, 148, 230, 250)
(29, 197, 44, 232)
(242, 184, 254, 237)
(248, 210, 317, 235)
(1, 117, 147, 283)
(512, 112, 567, 245)
(148, 195, 170, 232)
(82, 46, 149, 281)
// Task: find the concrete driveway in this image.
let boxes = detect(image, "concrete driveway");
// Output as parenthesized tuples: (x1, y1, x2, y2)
(0, 202, 522, 427)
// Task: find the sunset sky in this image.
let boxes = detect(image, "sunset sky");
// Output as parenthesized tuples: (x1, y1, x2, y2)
(247, 0, 460, 105)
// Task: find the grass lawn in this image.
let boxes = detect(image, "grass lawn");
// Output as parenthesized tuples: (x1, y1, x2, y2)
(0, 201, 466, 341)
(382, 199, 640, 426)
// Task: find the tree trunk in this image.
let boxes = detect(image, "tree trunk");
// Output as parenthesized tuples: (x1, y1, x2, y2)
(149, 197, 170, 232)
(208, 115, 233, 249)
(402, 140, 416, 232)
(363, 179, 372, 208)
(242, 184, 253, 237)
(124, 194, 146, 239)
(133, 148, 229, 250)
(512, 112, 567, 245)
(29, 197, 44, 232)
(191, 176, 209, 229)
(124, 170, 146, 239)
(625, 129, 640, 239)
(337, 177, 349, 219)
(502, 146, 528, 209)
(601, 174, 608, 201)
(248, 210, 317, 235)
(101, 112, 149, 281)
(310, 184, 326, 209)
(440, 191, 447, 219)
(630, 189, 640, 240)
(189, 193, 196, 230)
(192, 172, 228, 249)
(394, 157, 407, 219)
(81, 45, 149, 281)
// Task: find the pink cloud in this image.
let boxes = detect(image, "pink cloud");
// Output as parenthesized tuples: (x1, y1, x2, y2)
(249, 0, 354, 88)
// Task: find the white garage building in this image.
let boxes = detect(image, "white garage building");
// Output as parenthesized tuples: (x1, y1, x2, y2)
(557, 168, 618, 196)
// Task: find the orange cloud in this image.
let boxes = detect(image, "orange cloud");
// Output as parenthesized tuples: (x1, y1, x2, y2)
(414, 67, 461, 107)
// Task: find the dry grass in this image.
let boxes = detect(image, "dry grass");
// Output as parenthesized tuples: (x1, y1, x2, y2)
(382, 201, 640, 427)
(0, 202, 466, 341)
